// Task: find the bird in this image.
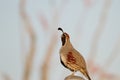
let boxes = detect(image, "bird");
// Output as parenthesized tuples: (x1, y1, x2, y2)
(58, 27, 91, 80)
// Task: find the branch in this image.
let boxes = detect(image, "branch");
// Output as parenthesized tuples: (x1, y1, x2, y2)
(103, 37, 120, 69)
(41, 33, 58, 80)
(19, 0, 36, 80)
(88, 0, 112, 61)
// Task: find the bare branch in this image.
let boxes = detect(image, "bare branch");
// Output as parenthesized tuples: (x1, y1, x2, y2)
(41, 33, 58, 80)
(19, 0, 36, 80)
(2, 73, 11, 80)
(0, 72, 11, 80)
(88, 0, 112, 61)
(103, 37, 120, 69)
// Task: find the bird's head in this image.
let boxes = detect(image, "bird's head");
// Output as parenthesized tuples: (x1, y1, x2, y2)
(58, 27, 70, 46)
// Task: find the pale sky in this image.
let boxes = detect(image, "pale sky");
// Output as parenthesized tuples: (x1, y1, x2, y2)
(0, 0, 120, 80)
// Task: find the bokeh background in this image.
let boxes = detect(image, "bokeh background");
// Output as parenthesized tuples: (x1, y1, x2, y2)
(0, 0, 120, 80)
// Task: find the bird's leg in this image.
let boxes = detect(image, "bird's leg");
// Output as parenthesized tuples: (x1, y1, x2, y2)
(71, 70, 75, 76)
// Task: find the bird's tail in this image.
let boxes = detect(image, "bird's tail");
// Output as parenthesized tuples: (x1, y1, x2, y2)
(84, 72, 91, 80)
(79, 69, 91, 80)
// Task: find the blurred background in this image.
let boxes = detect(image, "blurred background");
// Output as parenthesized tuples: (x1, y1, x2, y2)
(0, 0, 120, 80)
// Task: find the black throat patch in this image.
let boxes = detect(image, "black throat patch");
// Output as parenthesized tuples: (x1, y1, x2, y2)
(61, 34, 66, 46)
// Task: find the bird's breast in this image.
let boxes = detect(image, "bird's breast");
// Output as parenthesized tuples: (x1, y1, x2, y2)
(67, 52, 76, 64)
(60, 51, 76, 65)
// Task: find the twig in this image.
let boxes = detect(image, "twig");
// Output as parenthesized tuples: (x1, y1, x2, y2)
(40, 1, 68, 79)
(88, 0, 112, 61)
(103, 37, 120, 69)
(41, 33, 57, 80)
(19, 0, 36, 80)
(2, 73, 11, 80)
(0, 71, 11, 80)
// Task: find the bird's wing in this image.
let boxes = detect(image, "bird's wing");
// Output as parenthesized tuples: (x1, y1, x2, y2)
(72, 49, 87, 69)
(71, 49, 91, 80)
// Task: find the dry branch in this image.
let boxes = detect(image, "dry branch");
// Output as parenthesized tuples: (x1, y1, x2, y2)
(103, 37, 120, 69)
(40, 1, 68, 80)
(19, 0, 36, 80)
(2, 73, 11, 80)
(88, 0, 112, 61)
(41, 34, 58, 80)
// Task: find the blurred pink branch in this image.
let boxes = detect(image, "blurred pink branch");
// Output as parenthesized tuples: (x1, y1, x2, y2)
(41, 33, 57, 80)
(39, 12, 49, 30)
(1, 73, 11, 80)
(103, 37, 120, 69)
(40, 1, 70, 80)
(19, 0, 36, 80)
(88, 0, 112, 61)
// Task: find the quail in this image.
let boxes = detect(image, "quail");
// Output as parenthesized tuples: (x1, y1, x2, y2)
(58, 27, 91, 80)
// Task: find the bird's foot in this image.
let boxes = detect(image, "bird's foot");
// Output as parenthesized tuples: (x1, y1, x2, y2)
(71, 71, 75, 76)
(71, 73, 74, 76)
